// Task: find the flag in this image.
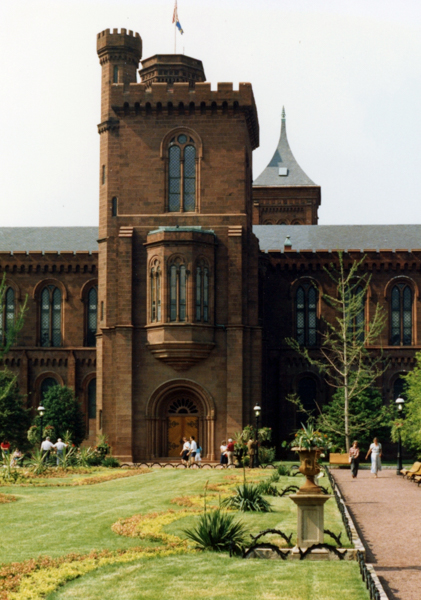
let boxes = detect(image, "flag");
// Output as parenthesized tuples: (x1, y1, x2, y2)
(172, 1, 184, 34)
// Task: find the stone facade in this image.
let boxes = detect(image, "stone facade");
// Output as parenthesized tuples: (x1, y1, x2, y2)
(1, 28, 420, 460)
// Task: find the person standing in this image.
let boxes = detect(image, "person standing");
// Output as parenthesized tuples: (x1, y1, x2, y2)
(195, 443, 202, 465)
(247, 437, 258, 468)
(366, 437, 382, 478)
(40, 437, 54, 462)
(349, 440, 360, 479)
(220, 441, 228, 465)
(180, 437, 190, 465)
(226, 438, 235, 466)
(188, 436, 197, 466)
(1, 440, 10, 456)
(54, 438, 68, 466)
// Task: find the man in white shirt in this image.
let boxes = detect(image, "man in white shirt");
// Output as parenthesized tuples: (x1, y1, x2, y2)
(54, 438, 68, 466)
(40, 437, 54, 462)
(180, 437, 190, 465)
(189, 436, 197, 466)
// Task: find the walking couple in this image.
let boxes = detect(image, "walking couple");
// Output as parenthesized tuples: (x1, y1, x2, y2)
(180, 436, 202, 466)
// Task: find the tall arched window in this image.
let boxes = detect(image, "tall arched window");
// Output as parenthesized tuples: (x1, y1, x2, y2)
(88, 378, 97, 419)
(150, 261, 162, 323)
(0, 287, 15, 345)
(86, 288, 97, 347)
(40, 377, 58, 401)
(296, 283, 317, 347)
(196, 263, 209, 322)
(168, 134, 196, 212)
(391, 283, 412, 346)
(169, 259, 187, 322)
(40, 286, 61, 347)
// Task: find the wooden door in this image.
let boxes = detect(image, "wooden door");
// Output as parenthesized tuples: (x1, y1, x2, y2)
(167, 416, 199, 457)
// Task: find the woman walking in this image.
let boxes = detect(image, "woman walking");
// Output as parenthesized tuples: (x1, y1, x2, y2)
(366, 437, 382, 478)
(349, 440, 360, 479)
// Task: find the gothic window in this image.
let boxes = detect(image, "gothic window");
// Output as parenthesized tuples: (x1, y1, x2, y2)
(391, 283, 412, 346)
(0, 288, 15, 345)
(88, 378, 97, 419)
(40, 377, 58, 401)
(86, 287, 98, 347)
(296, 283, 317, 347)
(346, 284, 365, 342)
(195, 262, 209, 322)
(40, 286, 61, 347)
(150, 260, 162, 323)
(168, 134, 196, 212)
(169, 259, 187, 322)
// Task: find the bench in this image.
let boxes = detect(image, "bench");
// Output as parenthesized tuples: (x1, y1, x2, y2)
(329, 453, 350, 466)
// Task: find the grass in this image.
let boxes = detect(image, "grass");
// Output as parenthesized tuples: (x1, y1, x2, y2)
(0, 468, 369, 600)
(48, 554, 370, 600)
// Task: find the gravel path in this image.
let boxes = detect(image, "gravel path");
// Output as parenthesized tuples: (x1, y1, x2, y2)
(333, 468, 421, 600)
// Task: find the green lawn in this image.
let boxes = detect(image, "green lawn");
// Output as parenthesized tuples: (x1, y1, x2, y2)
(0, 468, 370, 600)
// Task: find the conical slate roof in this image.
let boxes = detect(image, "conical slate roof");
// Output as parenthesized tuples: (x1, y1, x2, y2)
(253, 108, 317, 187)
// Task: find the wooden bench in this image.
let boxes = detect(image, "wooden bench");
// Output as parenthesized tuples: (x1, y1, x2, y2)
(329, 453, 350, 466)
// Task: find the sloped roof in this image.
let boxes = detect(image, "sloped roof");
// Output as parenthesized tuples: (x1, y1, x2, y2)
(253, 224, 421, 253)
(253, 108, 317, 187)
(0, 227, 99, 252)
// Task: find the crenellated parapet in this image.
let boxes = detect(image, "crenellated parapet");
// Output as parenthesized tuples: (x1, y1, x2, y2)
(103, 81, 259, 148)
(97, 28, 142, 66)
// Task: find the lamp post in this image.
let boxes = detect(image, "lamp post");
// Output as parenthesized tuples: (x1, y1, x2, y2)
(395, 397, 405, 475)
(37, 405, 45, 446)
(253, 403, 261, 468)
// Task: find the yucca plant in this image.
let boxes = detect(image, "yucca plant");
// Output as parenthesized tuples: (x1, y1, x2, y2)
(257, 479, 279, 497)
(0, 451, 21, 483)
(183, 509, 247, 554)
(269, 470, 280, 482)
(58, 444, 77, 470)
(77, 446, 95, 467)
(222, 483, 272, 512)
(28, 449, 47, 475)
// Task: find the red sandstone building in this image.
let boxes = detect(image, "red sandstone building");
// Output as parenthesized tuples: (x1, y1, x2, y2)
(1, 29, 420, 459)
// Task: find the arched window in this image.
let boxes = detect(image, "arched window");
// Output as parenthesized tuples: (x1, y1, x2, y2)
(88, 378, 97, 419)
(40, 377, 58, 401)
(195, 262, 209, 322)
(40, 286, 61, 347)
(169, 259, 187, 322)
(168, 134, 196, 212)
(346, 284, 365, 342)
(393, 376, 407, 401)
(391, 283, 412, 345)
(296, 283, 317, 346)
(0, 287, 15, 345)
(86, 288, 97, 347)
(150, 261, 162, 323)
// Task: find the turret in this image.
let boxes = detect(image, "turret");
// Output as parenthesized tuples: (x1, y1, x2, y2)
(97, 28, 142, 120)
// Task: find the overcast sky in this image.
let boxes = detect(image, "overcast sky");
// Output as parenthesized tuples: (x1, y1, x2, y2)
(1, 0, 421, 227)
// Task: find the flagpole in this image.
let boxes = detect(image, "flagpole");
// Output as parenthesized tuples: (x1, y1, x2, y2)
(174, 21, 176, 54)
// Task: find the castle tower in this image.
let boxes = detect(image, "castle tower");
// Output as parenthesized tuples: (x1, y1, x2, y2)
(96, 29, 262, 461)
(253, 108, 321, 225)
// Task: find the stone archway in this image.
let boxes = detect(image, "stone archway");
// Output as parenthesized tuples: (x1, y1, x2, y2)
(146, 379, 216, 460)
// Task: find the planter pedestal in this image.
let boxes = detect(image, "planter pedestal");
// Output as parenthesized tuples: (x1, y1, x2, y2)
(289, 493, 332, 547)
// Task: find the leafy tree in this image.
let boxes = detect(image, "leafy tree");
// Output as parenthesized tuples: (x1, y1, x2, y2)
(36, 385, 85, 446)
(0, 370, 31, 450)
(287, 253, 387, 452)
(393, 352, 421, 457)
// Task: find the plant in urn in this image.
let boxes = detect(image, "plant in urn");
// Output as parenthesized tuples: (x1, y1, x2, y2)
(291, 423, 330, 494)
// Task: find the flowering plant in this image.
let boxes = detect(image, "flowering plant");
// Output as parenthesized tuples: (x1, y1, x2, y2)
(291, 422, 331, 450)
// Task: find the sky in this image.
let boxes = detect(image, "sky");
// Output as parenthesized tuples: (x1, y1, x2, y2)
(1, 0, 421, 227)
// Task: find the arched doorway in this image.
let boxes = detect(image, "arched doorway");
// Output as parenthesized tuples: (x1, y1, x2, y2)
(167, 396, 199, 457)
(146, 379, 216, 460)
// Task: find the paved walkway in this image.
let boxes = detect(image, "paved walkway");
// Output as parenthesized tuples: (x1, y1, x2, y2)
(333, 468, 421, 600)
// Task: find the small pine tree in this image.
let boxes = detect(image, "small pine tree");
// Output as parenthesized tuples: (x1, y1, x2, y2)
(37, 385, 85, 446)
(0, 370, 31, 451)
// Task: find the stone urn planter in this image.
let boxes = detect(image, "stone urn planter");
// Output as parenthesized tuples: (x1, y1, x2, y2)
(292, 447, 323, 495)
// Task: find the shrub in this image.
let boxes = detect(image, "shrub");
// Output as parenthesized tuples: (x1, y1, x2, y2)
(269, 470, 280, 482)
(34, 385, 85, 446)
(276, 463, 290, 476)
(0, 370, 31, 451)
(222, 483, 272, 512)
(183, 509, 247, 554)
(257, 479, 279, 496)
(102, 456, 120, 468)
(258, 446, 276, 466)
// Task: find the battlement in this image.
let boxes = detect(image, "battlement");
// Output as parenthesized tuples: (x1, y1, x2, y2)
(97, 28, 142, 64)
(106, 80, 259, 148)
